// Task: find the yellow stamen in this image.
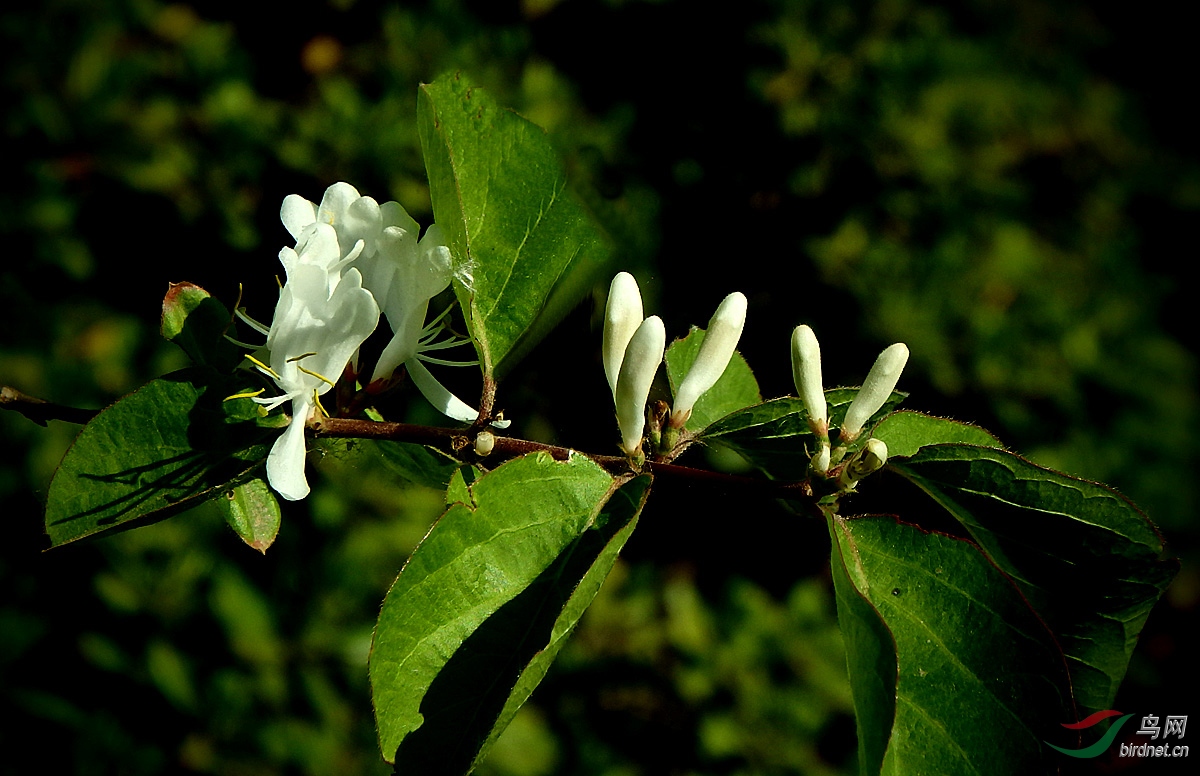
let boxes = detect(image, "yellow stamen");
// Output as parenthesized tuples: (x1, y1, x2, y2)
(286, 352, 318, 363)
(313, 390, 330, 418)
(245, 353, 281, 379)
(296, 364, 336, 387)
(224, 388, 266, 401)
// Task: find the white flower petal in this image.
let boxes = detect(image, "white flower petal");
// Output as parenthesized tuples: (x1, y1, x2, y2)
(292, 222, 345, 276)
(280, 195, 317, 241)
(265, 396, 314, 501)
(371, 298, 429, 383)
(379, 200, 420, 235)
(413, 224, 454, 299)
(316, 182, 361, 227)
(406, 358, 510, 428)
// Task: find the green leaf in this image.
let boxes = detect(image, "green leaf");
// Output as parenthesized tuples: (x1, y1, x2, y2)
(872, 410, 1003, 459)
(830, 514, 1073, 773)
(891, 446, 1176, 713)
(45, 368, 282, 546)
(160, 282, 243, 372)
(699, 389, 905, 480)
(373, 440, 462, 491)
(828, 526, 896, 776)
(445, 464, 480, 507)
(471, 473, 650, 771)
(418, 72, 613, 379)
(663, 327, 760, 433)
(216, 476, 281, 553)
(369, 453, 649, 772)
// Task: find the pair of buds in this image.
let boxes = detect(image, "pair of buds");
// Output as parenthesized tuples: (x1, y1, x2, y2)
(603, 272, 747, 460)
(791, 324, 908, 482)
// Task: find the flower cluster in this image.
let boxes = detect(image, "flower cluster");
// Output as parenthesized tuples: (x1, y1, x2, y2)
(249, 222, 379, 501)
(599, 270, 903, 487)
(791, 324, 908, 487)
(251, 183, 498, 500)
(603, 272, 747, 460)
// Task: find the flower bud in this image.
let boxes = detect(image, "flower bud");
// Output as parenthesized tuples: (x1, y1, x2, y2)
(603, 272, 644, 398)
(841, 343, 908, 441)
(671, 291, 747, 427)
(615, 316, 666, 456)
(474, 430, 495, 457)
(837, 438, 888, 490)
(812, 441, 831, 475)
(790, 325, 827, 434)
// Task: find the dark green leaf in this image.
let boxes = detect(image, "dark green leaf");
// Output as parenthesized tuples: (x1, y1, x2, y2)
(699, 389, 905, 480)
(830, 514, 1073, 773)
(891, 446, 1176, 713)
(369, 452, 649, 772)
(828, 525, 896, 776)
(45, 368, 282, 546)
(373, 440, 462, 491)
(663, 327, 760, 433)
(160, 282, 243, 371)
(418, 72, 613, 378)
(216, 476, 281, 553)
(871, 410, 1002, 459)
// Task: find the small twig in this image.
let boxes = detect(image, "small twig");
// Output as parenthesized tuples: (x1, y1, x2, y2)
(1, 382, 817, 504)
(1, 385, 99, 426)
(310, 416, 815, 501)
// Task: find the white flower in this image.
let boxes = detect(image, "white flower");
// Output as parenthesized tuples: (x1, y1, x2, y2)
(837, 438, 888, 490)
(281, 181, 395, 265)
(367, 223, 454, 384)
(841, 343, 909, 442)
(603, 272, 644, 398)
(670, 291, 747, 427)
(615, 316, 666, 457)
(281, 183, 503, 428)
(254, 222, 380, 501)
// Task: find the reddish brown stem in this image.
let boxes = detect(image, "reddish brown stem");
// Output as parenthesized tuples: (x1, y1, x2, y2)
(310, 416, 815, 500)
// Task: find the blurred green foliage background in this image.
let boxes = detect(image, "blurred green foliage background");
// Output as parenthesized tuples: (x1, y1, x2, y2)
(2, 0, 1196, 773)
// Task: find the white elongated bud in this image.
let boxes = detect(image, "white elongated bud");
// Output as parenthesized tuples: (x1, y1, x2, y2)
(671, 291, 747, 427)
(841, 343, 909, 441)
(603, 272, 644, 398)
(615, 316, 666, 456)
(790, 324, 827, 433)
(838, 438, 888, 490)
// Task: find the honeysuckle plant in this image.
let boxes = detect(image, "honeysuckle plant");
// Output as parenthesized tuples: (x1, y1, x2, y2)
(9, 74, 1178, 775)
